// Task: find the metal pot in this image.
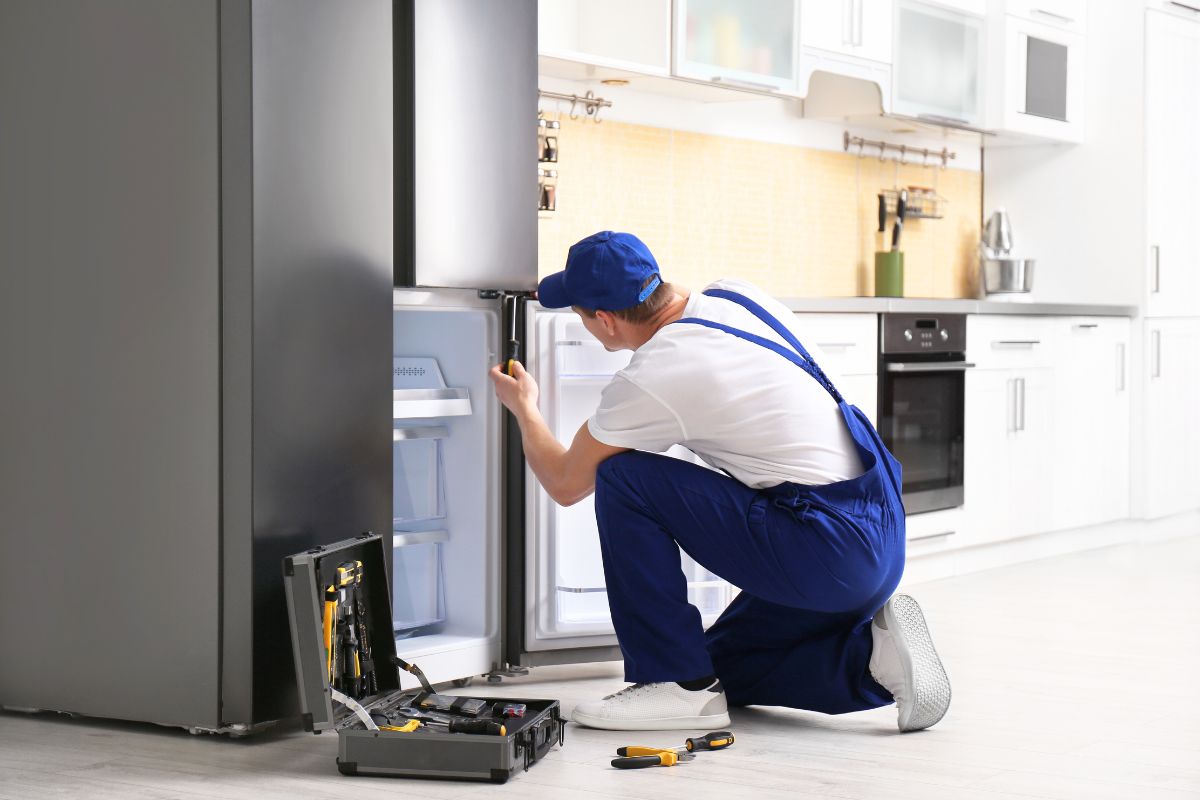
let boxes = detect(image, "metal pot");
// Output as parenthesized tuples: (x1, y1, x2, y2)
(981, 257, 1036, 294)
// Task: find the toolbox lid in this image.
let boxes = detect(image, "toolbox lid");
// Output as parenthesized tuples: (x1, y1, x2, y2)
(283, 532, 401, 732)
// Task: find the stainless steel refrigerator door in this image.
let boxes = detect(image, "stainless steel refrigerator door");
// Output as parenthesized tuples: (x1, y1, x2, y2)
(398, 0, 538, 290)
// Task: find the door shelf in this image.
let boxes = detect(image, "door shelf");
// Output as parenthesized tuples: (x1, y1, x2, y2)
(393, 388, 472, 419)
(393, 529, 450, 547)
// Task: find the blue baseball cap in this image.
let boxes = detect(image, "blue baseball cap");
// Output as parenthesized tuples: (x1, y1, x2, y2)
(538, 231, 662, 311)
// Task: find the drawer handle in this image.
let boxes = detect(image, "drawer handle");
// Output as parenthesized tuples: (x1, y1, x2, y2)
(909, 530, 955, 542)
(1073, 324, 1099, 330)
(1031, 8, 1075, 23)
(816, 341, 857, 349)
(992, 339, 1041, 347)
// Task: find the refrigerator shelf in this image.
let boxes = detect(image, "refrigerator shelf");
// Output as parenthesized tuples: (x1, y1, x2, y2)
(555, 579, 728, 593)
(393, 529, 449, 547)
(393, 388, 472, 419)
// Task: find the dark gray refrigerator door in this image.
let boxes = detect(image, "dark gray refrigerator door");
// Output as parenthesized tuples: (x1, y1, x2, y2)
(396, 0, 538, 290)
(0, 0, 223, 727)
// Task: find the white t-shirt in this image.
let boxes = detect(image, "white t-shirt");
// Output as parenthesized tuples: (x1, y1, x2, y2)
(588, 279, 865, 489)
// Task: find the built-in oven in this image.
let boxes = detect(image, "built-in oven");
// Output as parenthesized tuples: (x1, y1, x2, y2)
(878, 313, 973, 514)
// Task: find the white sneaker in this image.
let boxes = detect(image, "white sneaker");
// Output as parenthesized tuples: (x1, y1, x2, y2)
(869, 594, 951, 732)
(571, 681, 731, 731)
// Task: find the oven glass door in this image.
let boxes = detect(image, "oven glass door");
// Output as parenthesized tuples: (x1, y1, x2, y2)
(879, 365, 965, 514)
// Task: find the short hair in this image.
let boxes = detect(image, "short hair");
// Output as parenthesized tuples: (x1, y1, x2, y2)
(574, 277, 673, 324)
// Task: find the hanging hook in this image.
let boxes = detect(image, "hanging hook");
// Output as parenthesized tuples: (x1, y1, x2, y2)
(569, 96, 580, 120)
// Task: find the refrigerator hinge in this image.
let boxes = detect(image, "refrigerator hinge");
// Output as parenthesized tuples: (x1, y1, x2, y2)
(485, 663, 531, 684)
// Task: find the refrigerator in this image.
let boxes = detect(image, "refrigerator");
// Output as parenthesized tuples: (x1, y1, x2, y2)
(0, 0, 393, 732)
(390, 0, 738, 687)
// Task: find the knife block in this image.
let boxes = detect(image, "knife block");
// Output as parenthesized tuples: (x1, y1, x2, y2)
(874, 251, 904, 297)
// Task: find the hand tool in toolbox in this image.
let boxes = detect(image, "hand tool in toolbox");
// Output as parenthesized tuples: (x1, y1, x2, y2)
(284, 532, 567, 782)
(611, 731, 735, 769)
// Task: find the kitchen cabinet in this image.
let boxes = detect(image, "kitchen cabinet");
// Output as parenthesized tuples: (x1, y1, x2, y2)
(892, 0, 986, 127)
(538, 0, 671, 75)
(986, 8, 1087, 142)
(798, 0, 893, 103)
(673, 0, 801, 92)
(964, 366, 1055, 545)
(800, 0, 894, 63)
(795, 312, 880, 424)
(1145, 10, 1200, 317)
(1142, 319, 1200, 519)
(1049, 318, 1130, 531)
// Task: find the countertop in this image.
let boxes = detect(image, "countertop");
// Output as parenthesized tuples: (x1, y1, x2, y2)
(780, 297, 1136, 317)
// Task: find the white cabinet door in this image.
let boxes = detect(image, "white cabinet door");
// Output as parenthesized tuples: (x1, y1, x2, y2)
(538, 0, 671, 74)
(800, 0, 893, 63)
(892, 0, 985, 126)
(991, 13, 1086, 142)
(1143, 319, 1200, 518)
(674, 0, 801, 91)
(1050, 319, 1131, 531)
(964, 366, 1054, 545)
(1145, 11, 1200, 317)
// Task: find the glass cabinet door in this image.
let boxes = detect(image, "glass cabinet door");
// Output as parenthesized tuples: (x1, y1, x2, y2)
(892, 0, 984, 126)
(674, 0, 799, 91)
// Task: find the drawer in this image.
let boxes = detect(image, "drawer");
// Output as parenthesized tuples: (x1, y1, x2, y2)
(1005, 0, 1086, 32)
(793, 313, 878, 376)
(967, 315, 1058, 370)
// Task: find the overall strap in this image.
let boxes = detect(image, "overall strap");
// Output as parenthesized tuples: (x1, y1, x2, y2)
(674, 289, 844, 404)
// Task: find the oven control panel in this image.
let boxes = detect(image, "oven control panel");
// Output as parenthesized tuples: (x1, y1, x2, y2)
(880, 314, 966, 355)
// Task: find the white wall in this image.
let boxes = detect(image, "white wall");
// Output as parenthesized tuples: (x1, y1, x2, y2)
(982, 3, 1146, 306)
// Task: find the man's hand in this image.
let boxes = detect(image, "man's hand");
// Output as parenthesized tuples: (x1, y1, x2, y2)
(489, 360, 539, 418)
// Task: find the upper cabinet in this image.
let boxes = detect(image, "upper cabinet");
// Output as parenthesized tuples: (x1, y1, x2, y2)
(538, 0, 671, 76)
(984, 0, 1087, 143)
(673, 0, 801, 93)
(1145, 8, 1200, 317)
(891, 0, 986, 127)
(799, 0, 894, 102)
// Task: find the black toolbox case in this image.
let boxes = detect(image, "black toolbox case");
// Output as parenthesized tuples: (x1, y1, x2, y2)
(283, 532, 565, 782)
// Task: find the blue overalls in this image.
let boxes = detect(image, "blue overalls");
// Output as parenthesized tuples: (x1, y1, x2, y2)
(593, 288, 907, 714)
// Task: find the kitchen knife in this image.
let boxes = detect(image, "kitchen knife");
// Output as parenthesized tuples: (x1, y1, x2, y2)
(877, 193, 887, 252)
(892, 189, 908, 251)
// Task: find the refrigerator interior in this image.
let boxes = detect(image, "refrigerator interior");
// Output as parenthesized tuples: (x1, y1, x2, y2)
(524, 307, 735, 654)
(391, 291, 500, 686)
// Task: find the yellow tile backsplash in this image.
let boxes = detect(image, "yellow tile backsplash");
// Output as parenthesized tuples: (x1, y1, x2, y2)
(538, 119, 982, 299)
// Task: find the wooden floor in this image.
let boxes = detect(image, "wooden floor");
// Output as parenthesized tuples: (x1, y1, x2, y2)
(3, 535, 1199, 800)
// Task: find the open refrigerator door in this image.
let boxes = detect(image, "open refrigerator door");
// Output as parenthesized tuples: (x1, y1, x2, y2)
(390, 289, 502, 688)
(518, 305, 737, 661)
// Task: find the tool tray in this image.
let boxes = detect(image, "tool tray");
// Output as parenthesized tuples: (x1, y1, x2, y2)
(283, 533, 565, 783)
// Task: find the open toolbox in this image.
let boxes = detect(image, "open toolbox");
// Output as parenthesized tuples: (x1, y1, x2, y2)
(283, 532, 565, 782)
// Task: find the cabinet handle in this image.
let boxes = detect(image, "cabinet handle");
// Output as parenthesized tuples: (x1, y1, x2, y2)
(1073, 323, 1099, 330)
(1152, 330, 1162, 379)
(1030, 8, 1075, 23)
(1016, 377, 1027, 433)
(1006, 378, 1016, 434)
(1116, 342, 1126, 392)
(709, 76, 779, 92)
(817, 341, 857, 349)
(855, 0, 865, 46)
(1167, 1, 1200, 14)
(992, 339, 1041, 348)
(843, 0, 854, 45)
(1151, 245, 1161, 293)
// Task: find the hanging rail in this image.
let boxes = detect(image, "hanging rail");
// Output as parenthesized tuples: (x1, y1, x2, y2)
(538, 89, 612, 121)
(843, 131, 956, 168)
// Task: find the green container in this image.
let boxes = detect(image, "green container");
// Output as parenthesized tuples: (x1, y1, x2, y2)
(874, 250, 904, 297)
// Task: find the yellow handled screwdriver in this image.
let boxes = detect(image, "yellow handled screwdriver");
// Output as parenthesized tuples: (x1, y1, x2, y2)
(616, 731, 735, 758)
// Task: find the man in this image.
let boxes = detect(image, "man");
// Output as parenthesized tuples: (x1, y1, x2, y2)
(489, 231, 951, 733)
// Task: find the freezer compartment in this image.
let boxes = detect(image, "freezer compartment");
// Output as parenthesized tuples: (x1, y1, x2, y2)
(524, 309, 737, 653)
(390, 291, 501, 684)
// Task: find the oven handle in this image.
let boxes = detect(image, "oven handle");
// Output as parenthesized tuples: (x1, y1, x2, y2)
(885, 362, 976, 373)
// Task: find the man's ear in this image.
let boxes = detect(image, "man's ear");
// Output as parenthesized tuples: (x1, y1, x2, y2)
(594, 309, 618, 337)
